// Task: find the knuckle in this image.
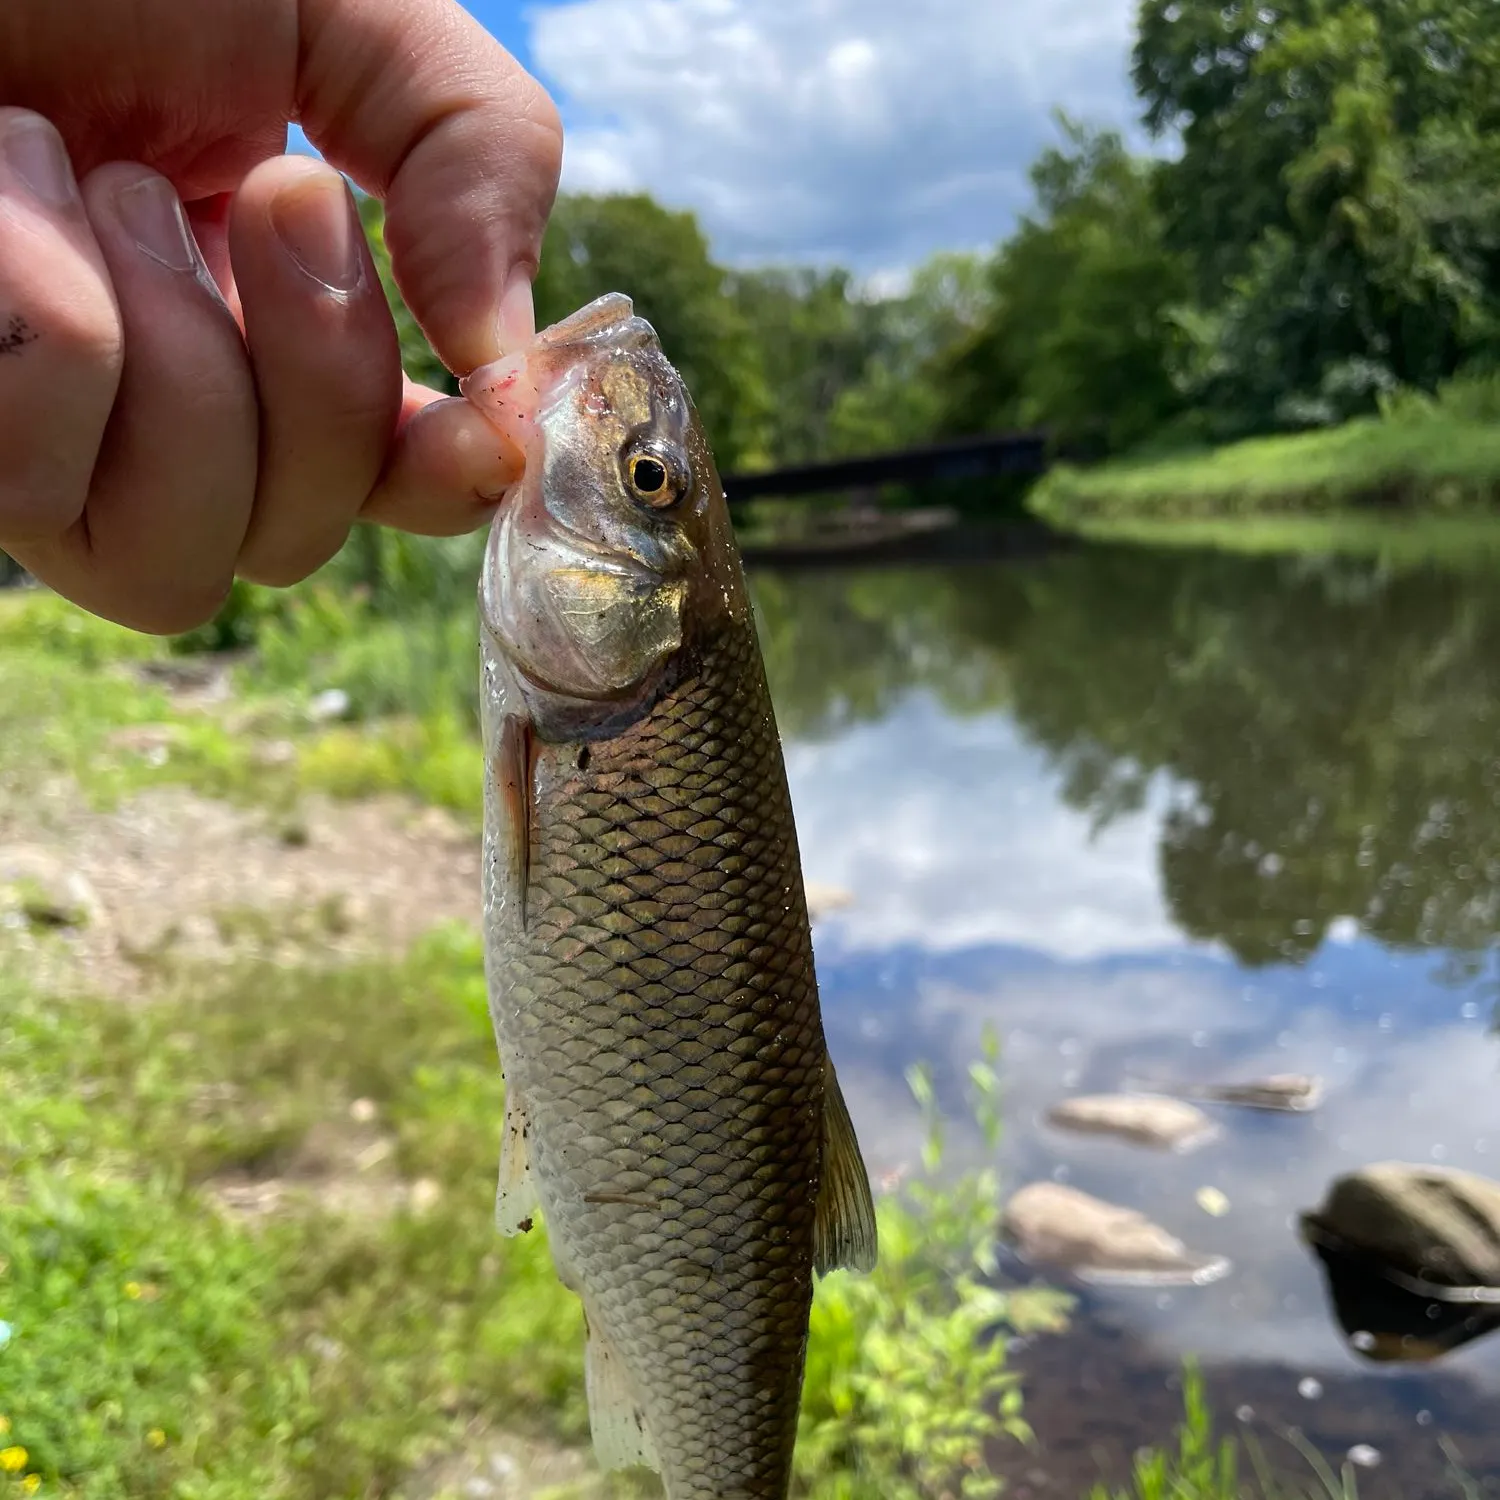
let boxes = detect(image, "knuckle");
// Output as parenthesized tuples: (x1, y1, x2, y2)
(520, 79, 564, 154)
(27, 282, 124, 371)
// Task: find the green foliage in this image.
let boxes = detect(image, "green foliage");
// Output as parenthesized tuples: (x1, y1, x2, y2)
(1031, 382, 1500, 524)
(1130, 0, 1500, 434)
(169, 578, 283, 655)
(0, 932, 587, 1500)
(941, 118, 1190, 453)
(797, 1037, 1072, 1500)
(533, 194, 774, 471)
(0, 915, 1072, 1500)
(1088, 1365, 1240, 1500)
(0, 590, 160, 667)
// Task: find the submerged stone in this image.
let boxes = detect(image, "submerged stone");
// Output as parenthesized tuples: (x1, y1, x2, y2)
(1045, 1093, 1218, 1152)
(1003, 1181, 1231, 1287)
(1300, 1162, 1500, 1362)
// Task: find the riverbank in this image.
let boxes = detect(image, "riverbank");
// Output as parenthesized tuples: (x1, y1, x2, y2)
(1030, 381, 1500, 529)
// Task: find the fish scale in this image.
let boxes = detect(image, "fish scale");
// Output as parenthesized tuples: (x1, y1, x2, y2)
(492, 623, 823, 1498)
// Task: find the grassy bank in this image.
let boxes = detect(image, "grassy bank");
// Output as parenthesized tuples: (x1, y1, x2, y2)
(1030, 375, 1500, 529)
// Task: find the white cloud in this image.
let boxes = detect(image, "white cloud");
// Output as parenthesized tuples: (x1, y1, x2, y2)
(526, 0, 1141, 268)
(783, 695, 1192, 961)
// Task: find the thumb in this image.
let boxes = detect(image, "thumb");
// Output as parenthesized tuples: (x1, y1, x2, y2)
(296, 0, 562, 375)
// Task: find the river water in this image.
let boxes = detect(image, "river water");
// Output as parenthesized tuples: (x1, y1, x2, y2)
(753, 539, 1500, 1498)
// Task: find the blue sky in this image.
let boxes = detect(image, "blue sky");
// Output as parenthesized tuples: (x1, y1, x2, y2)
(458, 0, 536, 72)
(306, 0, 1145, 275)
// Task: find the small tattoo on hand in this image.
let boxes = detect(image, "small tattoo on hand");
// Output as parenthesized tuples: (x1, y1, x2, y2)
(0, 315, 37, 356)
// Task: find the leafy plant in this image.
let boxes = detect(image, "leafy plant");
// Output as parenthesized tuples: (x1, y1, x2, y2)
(797, 1030, 1072, 1500)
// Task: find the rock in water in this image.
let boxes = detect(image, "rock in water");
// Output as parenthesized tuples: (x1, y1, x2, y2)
(1004, 1182, 1231, 1286)
(1135, 1073, 1325, 1113)
(1045, 1094, 1217, 1152)
(1301, 1162, 1500, 1296)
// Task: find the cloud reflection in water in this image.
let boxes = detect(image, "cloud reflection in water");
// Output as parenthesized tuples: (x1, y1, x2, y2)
(783, 685, 1500, 1388)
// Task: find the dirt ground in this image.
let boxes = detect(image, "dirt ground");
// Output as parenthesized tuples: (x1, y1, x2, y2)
(0, 778, 481, 996)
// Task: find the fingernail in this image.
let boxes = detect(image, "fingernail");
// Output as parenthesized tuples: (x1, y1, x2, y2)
(0, 115, 78, 207)
(496, 270, 536, 355)
(270, 172, 363, 294)
(116, 175, 197, 272)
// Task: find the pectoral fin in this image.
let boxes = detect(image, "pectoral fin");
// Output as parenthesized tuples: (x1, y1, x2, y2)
(584, 1317, 660, 1474)
(813, 1062, 879, 1275)
(496, 713, 536, 931)
(494, 1085, 538, 1236)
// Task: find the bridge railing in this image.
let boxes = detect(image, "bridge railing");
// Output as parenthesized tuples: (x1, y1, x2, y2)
(722, 430, 1051, 502)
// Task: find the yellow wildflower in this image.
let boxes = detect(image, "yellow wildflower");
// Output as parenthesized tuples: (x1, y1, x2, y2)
(0, 1447, 28, 1473)
(123, 1283, 142, 1300)
(20, 1476, 39, 1495)
(146, 1430, 166, 1450)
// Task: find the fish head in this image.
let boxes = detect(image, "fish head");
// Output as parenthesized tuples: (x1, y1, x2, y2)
(466, 293, 746, 716)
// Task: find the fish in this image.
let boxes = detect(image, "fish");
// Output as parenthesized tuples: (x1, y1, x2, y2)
(462, 292, 878, 1500)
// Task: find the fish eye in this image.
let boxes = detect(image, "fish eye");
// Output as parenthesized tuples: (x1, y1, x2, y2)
(624, 446, 688, 510)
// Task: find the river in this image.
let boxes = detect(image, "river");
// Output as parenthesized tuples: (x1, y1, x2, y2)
(755, 537, 1500, 1498)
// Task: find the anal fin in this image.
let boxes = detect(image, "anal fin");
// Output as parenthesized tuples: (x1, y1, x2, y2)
(584, 1318, 660, 1474)
(494, 1084, 539, 1236)
(814, 1062, 879, 1275)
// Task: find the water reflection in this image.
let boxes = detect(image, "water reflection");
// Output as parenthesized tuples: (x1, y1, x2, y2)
(751, 543, 1500, 1485)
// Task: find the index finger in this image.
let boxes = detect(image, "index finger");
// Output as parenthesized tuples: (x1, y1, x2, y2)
(297, 0, 563, 376)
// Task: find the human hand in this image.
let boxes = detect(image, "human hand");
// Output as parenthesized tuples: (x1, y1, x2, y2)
(0, 0, 562, 632)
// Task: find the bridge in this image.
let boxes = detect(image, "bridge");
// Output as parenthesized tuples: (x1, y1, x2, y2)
(722, 429, 1051, 502)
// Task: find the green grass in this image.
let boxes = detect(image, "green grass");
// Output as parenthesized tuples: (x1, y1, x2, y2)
(1030, 373, 1500, 529)
(0, 926, 590, 1500)
(0, 588, 486, 824)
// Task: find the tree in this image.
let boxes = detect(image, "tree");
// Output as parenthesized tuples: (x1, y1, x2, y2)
(938, 119, 1190, 454)
(533, 194, 773, 472)
(1134, 0, 1500, 430)
(725, 266, 890, 467)
(825, 253, 991, 458)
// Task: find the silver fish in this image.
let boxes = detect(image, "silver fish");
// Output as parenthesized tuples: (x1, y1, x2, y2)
(463, 293, 877, 1500)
